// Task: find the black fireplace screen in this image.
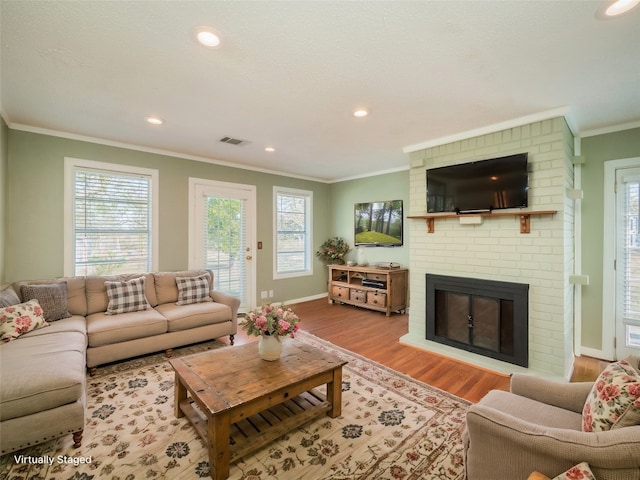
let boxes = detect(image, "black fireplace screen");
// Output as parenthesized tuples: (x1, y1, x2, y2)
(426, 274, 528, 367)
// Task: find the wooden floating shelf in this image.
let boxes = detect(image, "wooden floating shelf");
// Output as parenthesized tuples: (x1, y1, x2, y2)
(407, 210, 557, 234)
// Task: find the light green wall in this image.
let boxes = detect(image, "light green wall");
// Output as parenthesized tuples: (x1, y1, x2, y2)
(329, 170, 410, 268)
(580, 127, 640, 350)
(4, 129, 331, 304)
(0, 117, 7, 283)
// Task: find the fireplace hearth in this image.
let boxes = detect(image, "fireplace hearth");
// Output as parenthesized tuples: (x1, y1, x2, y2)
(426, 274, 529, 367)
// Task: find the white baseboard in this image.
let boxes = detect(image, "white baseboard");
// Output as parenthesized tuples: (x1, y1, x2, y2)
(285, 292, 328, 305)
(578, 346, 614, 361)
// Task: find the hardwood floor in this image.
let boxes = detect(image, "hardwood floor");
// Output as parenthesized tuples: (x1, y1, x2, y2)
(228, 298, 511, 403)
(226, 298, 609, 403)
(224, 299, 608, 402)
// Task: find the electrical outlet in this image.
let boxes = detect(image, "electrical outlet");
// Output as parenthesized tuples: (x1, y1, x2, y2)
(261, 291, 268, 299)
(269, 290, 274, 298)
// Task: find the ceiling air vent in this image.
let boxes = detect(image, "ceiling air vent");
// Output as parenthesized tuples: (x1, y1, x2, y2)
(219, 136, 248, 146)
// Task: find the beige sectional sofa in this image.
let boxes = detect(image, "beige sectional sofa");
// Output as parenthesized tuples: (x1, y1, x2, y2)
(0, 270, 240, 454)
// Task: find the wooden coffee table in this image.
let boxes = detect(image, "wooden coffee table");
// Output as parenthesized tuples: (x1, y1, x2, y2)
(170, 340, 347, 480)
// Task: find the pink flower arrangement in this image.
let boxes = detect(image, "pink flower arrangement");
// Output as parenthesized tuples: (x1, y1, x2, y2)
(241, 303, 300, 338)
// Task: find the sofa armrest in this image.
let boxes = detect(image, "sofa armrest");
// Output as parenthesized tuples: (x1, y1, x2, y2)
(510, 374, 593, 414)
(210, 291, 241, 331)
(465, 403, 640, 478)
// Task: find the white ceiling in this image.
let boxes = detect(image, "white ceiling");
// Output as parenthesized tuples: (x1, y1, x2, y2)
(1, 1, 639, 182)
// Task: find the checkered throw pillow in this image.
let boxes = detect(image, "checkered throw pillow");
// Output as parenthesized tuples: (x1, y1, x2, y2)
(176, 273, 212, 305)
(105, 277, 150, 315)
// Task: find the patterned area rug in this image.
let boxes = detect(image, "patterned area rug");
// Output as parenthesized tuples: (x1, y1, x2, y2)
(0, 332, 470, 480)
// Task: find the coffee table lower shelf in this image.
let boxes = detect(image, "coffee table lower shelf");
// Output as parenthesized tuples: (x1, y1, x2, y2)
(179, 389, 330, 463)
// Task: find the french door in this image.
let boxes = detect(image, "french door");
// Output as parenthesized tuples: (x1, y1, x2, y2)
(189, 179, 256, 312)
(614, 166, 640, 359)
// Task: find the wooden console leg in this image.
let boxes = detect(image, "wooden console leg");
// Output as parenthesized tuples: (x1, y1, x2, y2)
(72, 430, 83, 448)
(229, 334, 235, 346)
(166, 348, 173, 358)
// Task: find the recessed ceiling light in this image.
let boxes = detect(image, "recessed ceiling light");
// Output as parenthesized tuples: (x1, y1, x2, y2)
(145, 116, 164, 125)
(265, 147, 276, 152)
(353, 108, 369, 118)
(596, 0, 640, 18)
(193, 26, 221, 48)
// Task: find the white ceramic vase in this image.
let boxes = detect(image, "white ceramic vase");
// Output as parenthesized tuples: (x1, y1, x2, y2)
(258, 334, 282, 361)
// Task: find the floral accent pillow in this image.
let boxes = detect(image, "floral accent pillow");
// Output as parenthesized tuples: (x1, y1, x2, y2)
(551, 462, 596, 480)
(0, 299, 49, 343)
(582, 359, 640, 432)
(175, 273, 212, 305)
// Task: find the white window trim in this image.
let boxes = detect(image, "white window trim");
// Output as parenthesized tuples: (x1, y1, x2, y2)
(602, 156, 640, 360)
(63, 157, 159, 276)
(273, 186, 313, 280)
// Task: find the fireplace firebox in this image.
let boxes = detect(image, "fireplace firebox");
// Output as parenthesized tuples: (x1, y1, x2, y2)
(426, 274, 529, 367)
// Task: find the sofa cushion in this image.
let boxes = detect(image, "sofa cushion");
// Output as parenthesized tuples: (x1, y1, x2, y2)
(20, 283, 72, 321)
(86, 309, 167, 347)
(0, 300, 49, 343)
(156, 301, 231, 332)
(86, 273, 157, 315)
(582, 359, 640, 432)
(154, 270, 212, 305)
(21, 315, 87, 338)
(0, 287, 20, 308)
(0, 331, 86, 421)
(105, 276, 150, 314)
(176, 273, 212, 305)
(12, 278, 87, 316)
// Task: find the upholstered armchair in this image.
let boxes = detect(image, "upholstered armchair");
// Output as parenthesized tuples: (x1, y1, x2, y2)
(463, 356, 640, 480)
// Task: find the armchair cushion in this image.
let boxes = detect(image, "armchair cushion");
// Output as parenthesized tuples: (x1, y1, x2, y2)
(582, 360, 640, 432)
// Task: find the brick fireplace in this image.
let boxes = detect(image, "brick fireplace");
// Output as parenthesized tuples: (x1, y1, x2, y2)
(400, 117, 576, 378)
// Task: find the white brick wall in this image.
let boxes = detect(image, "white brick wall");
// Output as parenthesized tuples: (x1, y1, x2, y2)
(404, 117, 574, 378)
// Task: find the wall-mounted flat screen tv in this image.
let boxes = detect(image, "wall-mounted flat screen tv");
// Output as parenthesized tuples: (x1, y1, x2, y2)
(426, 153, 528, 214)
(354, 200, 403, 247)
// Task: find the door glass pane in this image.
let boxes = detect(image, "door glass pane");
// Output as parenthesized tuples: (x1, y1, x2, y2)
(203, 196, 245, 300)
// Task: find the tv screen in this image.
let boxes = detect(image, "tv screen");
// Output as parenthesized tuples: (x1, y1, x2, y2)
(426, 153, 528, 213)
(354, 200, 403, 246)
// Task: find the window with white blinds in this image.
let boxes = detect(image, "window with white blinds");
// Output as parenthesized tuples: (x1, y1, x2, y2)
(66, 159, 158, 276)
(274, 187, 312, 278)
(619, 169, 640, 347)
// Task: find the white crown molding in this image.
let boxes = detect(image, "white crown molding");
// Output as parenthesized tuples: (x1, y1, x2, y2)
(402, 107, 571, 153)
(7, 122, 332, 184)
(579, 119, 640, 138)
(5, 121, 410, 184)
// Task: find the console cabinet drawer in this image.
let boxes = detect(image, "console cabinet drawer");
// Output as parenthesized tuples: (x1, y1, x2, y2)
(331, 285, 349, 300)
(350, 289, 367, 303)
(328, 265, 407, 316)
(366, 273, 387, 282)
(367, 291, 387, 307)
